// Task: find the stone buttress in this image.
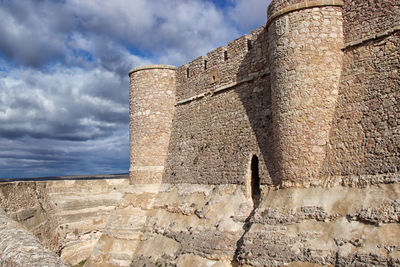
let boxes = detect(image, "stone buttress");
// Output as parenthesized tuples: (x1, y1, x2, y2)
(128, 65, 176, 184)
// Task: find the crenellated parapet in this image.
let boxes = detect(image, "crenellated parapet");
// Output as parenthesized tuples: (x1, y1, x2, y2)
(176, 26, 268, 104)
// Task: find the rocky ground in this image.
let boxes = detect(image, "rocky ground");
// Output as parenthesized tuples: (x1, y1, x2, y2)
(86, 181, 400, 266)
(0, 176, 399, 266)
(0, 176, 130, 266)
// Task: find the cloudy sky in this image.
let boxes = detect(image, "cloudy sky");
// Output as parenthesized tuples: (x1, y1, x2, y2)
(0, 0, 270, 178)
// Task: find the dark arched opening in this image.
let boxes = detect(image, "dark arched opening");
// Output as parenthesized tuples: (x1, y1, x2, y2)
(251, 155, 261, 206)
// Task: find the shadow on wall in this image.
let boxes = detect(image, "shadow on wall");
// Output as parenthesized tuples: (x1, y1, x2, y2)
(321, 32, 400, 182)
(234, 26, 279, 186)
(161, 26, 279, 187)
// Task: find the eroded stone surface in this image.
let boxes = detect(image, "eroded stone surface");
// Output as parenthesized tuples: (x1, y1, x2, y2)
(85, 184, 252, 266)
(237, 184, 400, 266)
(0, 178, 130, 266)
(0, 209, 68, 267)
(86, 183, 400, 266)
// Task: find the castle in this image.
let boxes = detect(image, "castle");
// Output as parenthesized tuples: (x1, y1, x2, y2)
(128, 0, 399, 189)
(0, 0, 399, 266)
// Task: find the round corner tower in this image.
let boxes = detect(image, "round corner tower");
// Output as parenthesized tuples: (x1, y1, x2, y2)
(129, 65, 176, 184)
(267, 0, 344, 187)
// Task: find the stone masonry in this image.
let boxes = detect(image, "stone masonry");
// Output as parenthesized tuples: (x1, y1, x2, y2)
(128, 0, 399, 188)
(129, 65, 176, 184)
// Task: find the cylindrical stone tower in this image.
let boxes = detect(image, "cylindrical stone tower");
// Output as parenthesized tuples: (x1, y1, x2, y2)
(267, 0, 344, 187)
(129, 65, 176, 184)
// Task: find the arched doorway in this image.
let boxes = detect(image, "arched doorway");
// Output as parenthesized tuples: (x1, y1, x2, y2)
(250, 155, 261, 206)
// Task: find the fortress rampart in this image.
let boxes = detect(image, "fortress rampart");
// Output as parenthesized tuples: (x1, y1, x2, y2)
(129, 0, 399, 188)
(165, 26, 273, 186)
(323, 0, 400, 184)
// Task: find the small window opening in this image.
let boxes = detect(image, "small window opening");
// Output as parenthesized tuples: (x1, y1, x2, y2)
(187, 67, 190, 78)
(224, 50, 228, 61)
(204, 60, 208, 70)
(251, 155, 261, 206)
(247, 39, 253, 50)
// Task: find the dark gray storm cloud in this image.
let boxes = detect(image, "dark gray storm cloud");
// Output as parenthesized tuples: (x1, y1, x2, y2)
(0, 0, 268, 178)
(0, 0, 242, 70)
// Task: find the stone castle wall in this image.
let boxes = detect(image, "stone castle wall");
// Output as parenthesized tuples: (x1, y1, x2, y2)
(163, 26, 275, 186)
(128, 0, 399, 188)
(323, 0, 400, 185)
(22, 0, 396, 266)
(1, 1, 399, 266)
(343, 0, 400, 46)
(118, 1, 400, 265)
(175, 28, 268, 102)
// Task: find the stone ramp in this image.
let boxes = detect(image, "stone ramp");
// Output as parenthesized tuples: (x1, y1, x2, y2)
(0, 208, 69, 267)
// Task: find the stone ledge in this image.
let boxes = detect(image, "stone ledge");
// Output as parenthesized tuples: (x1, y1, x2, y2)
(342, 25, 400, 50)
(87, 182, 400, 266)
(175, 71, 270, 106)
(129, 166, 165, 172)
(266, 0, 344, 28)
(278, 172, 400, 189)
(128, 65, 177, 75)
